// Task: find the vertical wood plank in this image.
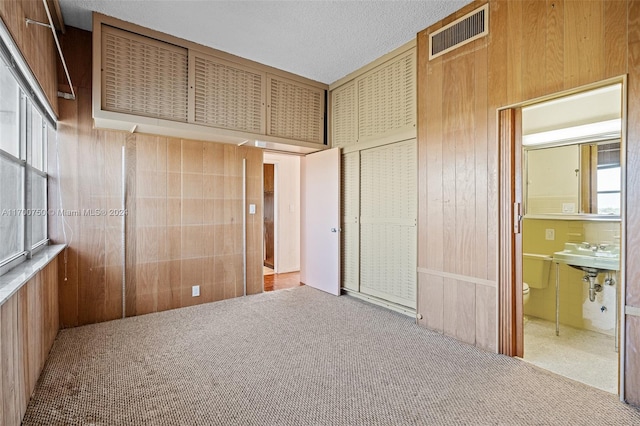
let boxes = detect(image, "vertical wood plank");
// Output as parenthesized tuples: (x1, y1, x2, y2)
(476, 285, 497, 352)
(604, 0, 628, 78)
(474, 39, 489, 280)
(125, 134, 138, 316)
(54, 92, 80, 327)
(486, 0, 508, 284)
(441, 58, 457, 277)
(1, 297, 18, 426)
(425, 48, 444, 274)
(626, 316, 640, 405)
(418, 274, 444, 332)
(545, 0, 565, 94)
(452, 52, 476, 278)
(417, 30, 429, 271)
(104, 131, 125, 321)
(522, 0, 547, 100)
(442, 278, 457, 337)
(457, 280, 476, 345)
(506, 0, 523, 104)
(563, 0, 582, 88)
(564, 0, 605, 88)
(16, 286, 27, 419)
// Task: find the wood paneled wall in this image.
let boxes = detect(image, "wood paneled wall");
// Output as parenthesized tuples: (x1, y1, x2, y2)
(0, 0, 58, 115)
(49, 27, 263, 327)
(0, 259, 59, 426)
(129, 135, 263, 315)
(417, 0, 640, 404)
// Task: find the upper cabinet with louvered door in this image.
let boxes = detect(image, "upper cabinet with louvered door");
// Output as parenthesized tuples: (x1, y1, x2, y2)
(94, 14, 328, 150)
(357, 49, 416, 142)
(267, 75, 325, 145)
(331, 81, 357, 148)
(101, 25, 189, 122)
(192, 53, 266, 134)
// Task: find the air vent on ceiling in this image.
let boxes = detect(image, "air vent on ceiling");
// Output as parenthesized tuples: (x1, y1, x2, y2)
(429, 4, 488, 60)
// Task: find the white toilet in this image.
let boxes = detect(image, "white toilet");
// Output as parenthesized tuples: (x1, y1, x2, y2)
(523, 282, 530, 306)
(522, 253, 552, 308)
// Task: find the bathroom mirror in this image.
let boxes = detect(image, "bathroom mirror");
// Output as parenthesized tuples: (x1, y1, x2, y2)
(522, 83, 622, 218)
(524, 140, 621, 216)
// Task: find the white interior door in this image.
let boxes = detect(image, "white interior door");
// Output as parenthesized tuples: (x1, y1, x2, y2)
(300, 147, 340, 295)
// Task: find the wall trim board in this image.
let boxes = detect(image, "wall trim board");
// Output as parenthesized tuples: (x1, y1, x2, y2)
(626, 306, 640, 317)
(498, 75, 628, 112)
(341, 134, 417, 154)
(342, 288, 415, 317)
(417, 268, 496, 288)
(93, 113, 327, 154)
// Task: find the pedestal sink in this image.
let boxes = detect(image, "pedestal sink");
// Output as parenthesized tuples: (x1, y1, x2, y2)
(553, 242, 620, 272)
(551, 243, 620, 336)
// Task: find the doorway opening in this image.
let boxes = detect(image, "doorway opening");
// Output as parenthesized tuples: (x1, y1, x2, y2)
(262, 152, 303, 292)
(263, 163, 275, 274)
(499, 79, 625, 396)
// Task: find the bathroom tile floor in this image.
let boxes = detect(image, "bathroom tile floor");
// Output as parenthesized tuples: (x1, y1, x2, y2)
(523, 316, 618, 394)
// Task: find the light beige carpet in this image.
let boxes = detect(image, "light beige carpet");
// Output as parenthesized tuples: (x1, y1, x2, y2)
(24, 286, 640, 425)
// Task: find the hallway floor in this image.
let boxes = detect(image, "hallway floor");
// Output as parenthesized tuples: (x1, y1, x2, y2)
(264, 271, 302, 292)
(523, 316, 618, 394)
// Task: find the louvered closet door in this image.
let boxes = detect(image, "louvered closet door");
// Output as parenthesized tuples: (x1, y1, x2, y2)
(341, 151, 359, 291)
(360, 139, 417, 308)
(267, 75, 325, 144)
(192, 54, 266, 133)
(331, 82, 357, 148)
(357, 50, 416, 142)
(102, 25, 189, 122)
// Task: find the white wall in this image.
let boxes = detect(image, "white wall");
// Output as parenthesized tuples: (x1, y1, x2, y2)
(264, 152, 300, 273)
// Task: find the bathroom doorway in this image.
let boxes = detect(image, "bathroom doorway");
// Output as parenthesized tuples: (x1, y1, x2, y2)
(498, 79, 626, 396)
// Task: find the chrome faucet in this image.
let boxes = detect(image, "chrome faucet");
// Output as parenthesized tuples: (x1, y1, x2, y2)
(582, 242, 599, 252)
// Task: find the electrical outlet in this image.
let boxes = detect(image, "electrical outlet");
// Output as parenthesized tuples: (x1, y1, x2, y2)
(545, 229, 555, 241)
(249, 204, 256, 214)
(192, 285, 200, 297)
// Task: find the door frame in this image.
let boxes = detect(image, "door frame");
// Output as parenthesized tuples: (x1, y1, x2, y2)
(497, 76, 628, 399)
(263, 161, 278, 272)
(497, 107, 523, 357)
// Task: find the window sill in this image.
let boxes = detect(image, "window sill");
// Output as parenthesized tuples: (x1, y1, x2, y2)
(0, 244, 65, 307)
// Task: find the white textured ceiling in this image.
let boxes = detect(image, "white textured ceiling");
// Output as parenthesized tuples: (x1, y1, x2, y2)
(58, 0, 471, 84)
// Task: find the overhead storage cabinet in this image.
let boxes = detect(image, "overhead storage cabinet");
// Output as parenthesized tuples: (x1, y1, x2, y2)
(93, 14, 327, 151)
(331, 81, 357, 147)
(267, 75, 325, 144)
(357, 49, 415, 142)
(330, 47, 416, 149)
(102, 25, 189, 122)
(191, 53, 265, 133)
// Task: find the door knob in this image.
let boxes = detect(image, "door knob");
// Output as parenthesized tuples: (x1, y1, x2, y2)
(331, 228, 340, 233)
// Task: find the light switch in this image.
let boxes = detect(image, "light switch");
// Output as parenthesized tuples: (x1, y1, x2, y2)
(249, 204, 256, 214)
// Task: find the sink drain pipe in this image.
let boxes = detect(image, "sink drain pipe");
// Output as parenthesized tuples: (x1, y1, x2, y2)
(583, 274, 602, 302)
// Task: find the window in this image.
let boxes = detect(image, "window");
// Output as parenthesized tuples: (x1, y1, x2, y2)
(596, 143, 621, 216)
(0, 61, 52, 275)
(596, 166, 621, 215)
